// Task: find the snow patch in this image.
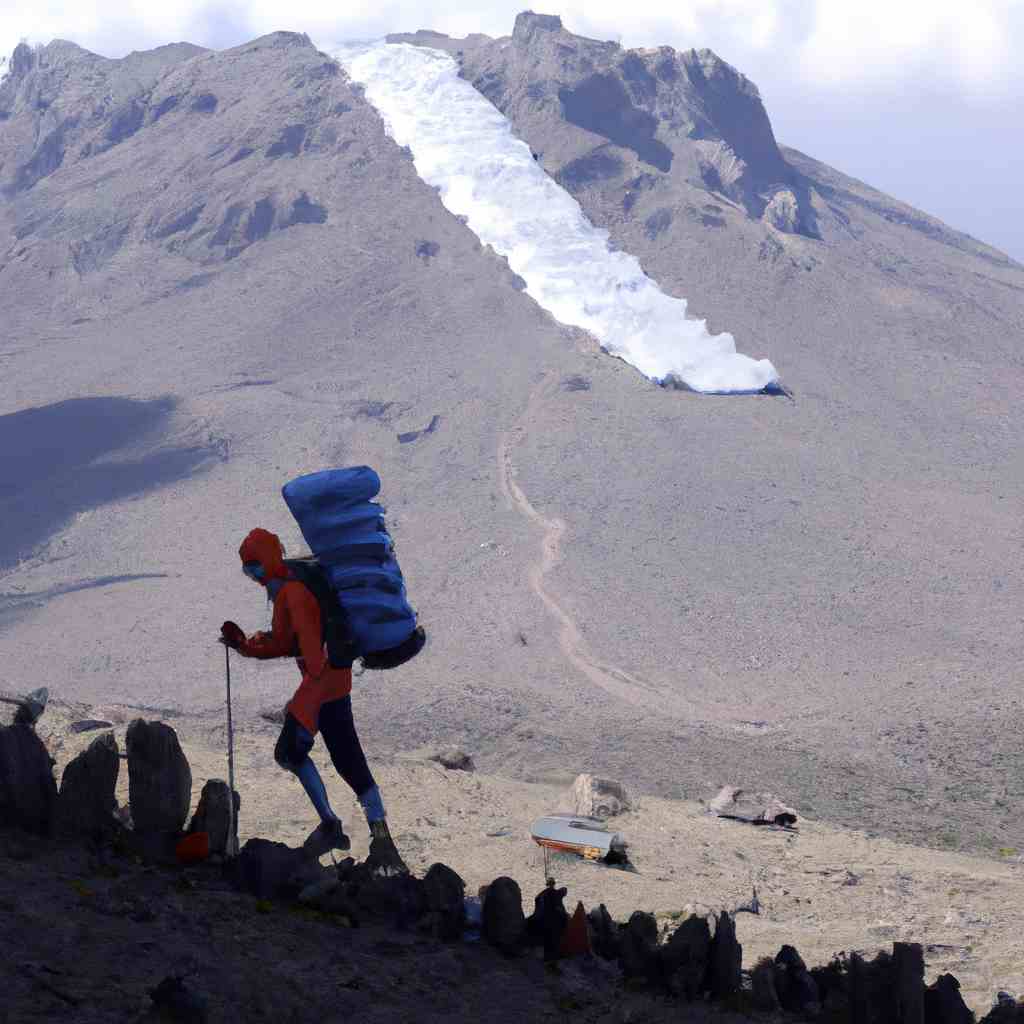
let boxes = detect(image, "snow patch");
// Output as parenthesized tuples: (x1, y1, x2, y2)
(332, 41, 779, 395)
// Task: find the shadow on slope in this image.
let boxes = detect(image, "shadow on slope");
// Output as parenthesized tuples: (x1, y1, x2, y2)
(0, 396, 217, 571)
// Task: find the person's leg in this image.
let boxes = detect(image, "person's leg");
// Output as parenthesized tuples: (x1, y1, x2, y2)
(318, 696, 383, 820)
(319, 696, 406, 875)
(274, 714, 336, 823)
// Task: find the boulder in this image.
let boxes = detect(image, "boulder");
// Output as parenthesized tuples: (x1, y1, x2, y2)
(233, 838, 323, 900)
(619, 911, 659, 982)
(588, 903, 620, 960)
(660, 914, 711, 998)
(335, 860, 426, 925)
(56, 732, 119, 837)
(925, 974, 973, 1024)
(125, 719, 192, 834)
(775, 944, 821, 1014)
(430, 746, 475, 771)
(569, 773, 631, 818)
(894, 942, 925, 1024)
(482, 876, 526, 954)
(707, 911, 742, 999)
(708, 784, 797, 825)
(421, 862, 466, 940)
(752, 957, 782, 1012)
(188, 779, 240, 855)
(0, 723, 57, 834)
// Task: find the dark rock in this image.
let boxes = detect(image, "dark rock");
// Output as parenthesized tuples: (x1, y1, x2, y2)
(562, 375, 591, 392)
(266, 124, 306, 158)
(513, 12, 564, 42)
(660, 914, 711, 998)
(588, 903, 620, 960)
(482, 876, 526, 954)
(149, 975, 209, 1023)
(775, 944, 821, 1014)
(190, 92, 217, 113)
(286, 193, 327, 226)
(0, 723, 57, 834)
(430, 746, 475, 771)
(233, 838, 321, 900)
(925, 974, 974, 1024)
(10, 42, 35, 78)
(645, 208, 673, 239)
(334, 860, 426, 926)
(752, 956, 782, 1011)
(708, 911, 742, 999)
(150, 95, 180, 122)
(415, 240, 441, 261)
(894, 942, 925, 1024)
(188, 779, 239, 856)
(245, 198, 276, 242)
(421, 862, 466, 940)
(125, 719, 192, 834)
(56, 732, 119, 837)
(557, 149, 624, 189)
(980, 994, 1024, 1024)
(619, 910, 659, 981)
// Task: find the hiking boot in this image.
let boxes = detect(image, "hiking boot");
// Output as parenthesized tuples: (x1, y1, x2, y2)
(303, 818, 351, 858)
(365, 819, 408, 877)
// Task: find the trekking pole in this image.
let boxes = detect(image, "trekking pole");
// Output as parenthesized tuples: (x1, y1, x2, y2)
(224, 644, 238, 858)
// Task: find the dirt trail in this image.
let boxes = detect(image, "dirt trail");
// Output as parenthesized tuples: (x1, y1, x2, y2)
(498, 376, 698, 714)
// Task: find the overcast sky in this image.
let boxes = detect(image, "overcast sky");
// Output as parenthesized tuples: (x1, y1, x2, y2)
(2, 1, 1022, 262)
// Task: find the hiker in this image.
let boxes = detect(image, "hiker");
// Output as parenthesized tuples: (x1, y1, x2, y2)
(219, 527, 406, 876)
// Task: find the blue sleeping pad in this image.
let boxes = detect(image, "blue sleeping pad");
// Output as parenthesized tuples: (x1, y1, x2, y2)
(282, 467, 418, 655)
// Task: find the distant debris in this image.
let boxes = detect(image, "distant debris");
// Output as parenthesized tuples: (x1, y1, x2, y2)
(569, 773, 631, 819)
(707, 785, 797, 828)
(69, 719, 113, 734)
(430, 746, 476, 772)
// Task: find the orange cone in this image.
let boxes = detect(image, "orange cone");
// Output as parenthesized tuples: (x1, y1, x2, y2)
(559, 901, 592, 957)
(175, 831, 210, 865)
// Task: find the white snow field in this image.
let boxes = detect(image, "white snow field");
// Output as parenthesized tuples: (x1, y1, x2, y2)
(333, 42, 779, 395)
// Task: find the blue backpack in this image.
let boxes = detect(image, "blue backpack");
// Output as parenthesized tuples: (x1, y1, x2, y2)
(281, 467, 425, 670)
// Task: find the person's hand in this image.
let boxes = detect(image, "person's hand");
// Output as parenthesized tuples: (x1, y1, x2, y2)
(219, 621, 246, 650)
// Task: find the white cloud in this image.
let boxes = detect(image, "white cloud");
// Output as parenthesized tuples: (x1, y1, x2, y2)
(0, 0, 1020, 99)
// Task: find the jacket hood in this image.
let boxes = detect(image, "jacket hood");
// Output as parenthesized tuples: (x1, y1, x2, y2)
(238, 528, 288, 580)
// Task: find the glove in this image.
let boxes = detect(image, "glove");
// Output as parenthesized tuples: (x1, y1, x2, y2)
(219, 621, 246, 650)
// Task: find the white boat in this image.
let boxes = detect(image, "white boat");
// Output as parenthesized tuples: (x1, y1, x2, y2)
(530, 814, 629, 863)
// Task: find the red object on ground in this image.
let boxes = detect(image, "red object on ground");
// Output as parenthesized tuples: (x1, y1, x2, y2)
(176, 831, 210, 864)
(559, 901, 592, 957)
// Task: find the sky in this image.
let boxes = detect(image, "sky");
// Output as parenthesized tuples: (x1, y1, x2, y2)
(1, 1, 1022, 262)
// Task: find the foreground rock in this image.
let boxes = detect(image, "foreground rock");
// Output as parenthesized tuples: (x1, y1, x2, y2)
(125, 719, 192, 834)
(188, 778, 240, 856)
(482, 876, 526, 954)
(56, 731, 119, 837)
(422, 862, 466, 939)
(430, 746, 476, 771)
(0, 723, 57, 834)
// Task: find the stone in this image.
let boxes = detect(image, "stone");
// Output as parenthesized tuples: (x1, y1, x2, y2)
(233, 838, 324, 900)
(188, 779, 239, 855)
(0, 723, 57, 834)
(707, 911, 742, 999)
(569, 773, 631, 818)
(126, 719, 192, 834)
(56, 732, 119, 837)
(752, 957, 782, 1012)
(894, 942, 925, 1024)
(775, 944, 821, 1014)
(619, 911, 659, 982)
(708, 785, 797, 825)
(430, 746, 475, 772)
(482, 876, 526, 954)
(925, 974, 973, 1024)
(421, 862, 466, 940)
(660, 914, 711, 999)
(588, 903, 620, 960)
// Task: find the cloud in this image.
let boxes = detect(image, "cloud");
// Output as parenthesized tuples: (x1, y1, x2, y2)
(1, 1, 1021, 99)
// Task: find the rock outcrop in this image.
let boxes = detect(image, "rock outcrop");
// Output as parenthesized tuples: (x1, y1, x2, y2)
(188, 778, 240, 855)
(125, 719, 192, 834)
(0, 723, 57, 834)
(56, 731, 119, 837)
(569, 773, 631, 818)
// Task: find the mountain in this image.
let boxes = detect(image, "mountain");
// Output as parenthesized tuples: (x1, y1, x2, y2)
(1, 17, 1022, 860)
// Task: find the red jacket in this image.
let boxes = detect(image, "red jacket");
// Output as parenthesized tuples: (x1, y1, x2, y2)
(238, 528, 352, 733)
